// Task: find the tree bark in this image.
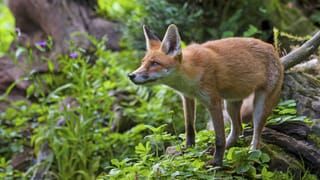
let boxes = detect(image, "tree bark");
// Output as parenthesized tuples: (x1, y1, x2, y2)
(279, 31, 320, 119)
(281, 31, 320, 70)
(0, 0, 122, 111)
(281, 72, 320, 118)
(8, 0, 121, 53)
(244, 121, 320, 177)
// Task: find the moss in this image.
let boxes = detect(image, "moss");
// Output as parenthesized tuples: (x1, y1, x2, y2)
(262, 144, 303, 175)
(263, 0, 317, 35)
(308, 134, 320, 148)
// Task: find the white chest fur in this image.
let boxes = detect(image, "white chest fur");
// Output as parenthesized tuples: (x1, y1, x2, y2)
(160, 73, 211, 106)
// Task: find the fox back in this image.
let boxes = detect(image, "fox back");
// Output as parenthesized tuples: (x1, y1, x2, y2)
(128, 24, 283, 166)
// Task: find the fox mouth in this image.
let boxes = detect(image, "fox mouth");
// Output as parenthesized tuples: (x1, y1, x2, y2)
(128, 73, 158, 85)
(131, 78, 158, 85)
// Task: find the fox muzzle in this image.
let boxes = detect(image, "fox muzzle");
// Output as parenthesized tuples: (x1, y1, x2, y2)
(128, 72, 158, 85)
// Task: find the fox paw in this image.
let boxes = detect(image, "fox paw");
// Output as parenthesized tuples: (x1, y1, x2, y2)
(204, 158, 222, 168)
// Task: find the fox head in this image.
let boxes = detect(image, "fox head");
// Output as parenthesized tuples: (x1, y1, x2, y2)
(128, 24, 182, 85)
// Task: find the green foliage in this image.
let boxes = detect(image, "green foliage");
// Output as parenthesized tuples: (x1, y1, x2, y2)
(97, 0, 145, 21)
(0, 3, 15, 56)
(0, 34, 185, 179)
(0, 158, 23, 179)
(225, 147, 271, 178)
(1, 0, 319, 179)
(0, 100, 37, 159)
(263, 0, 317, 36)
(268, 100, 313, 125)
(97, 0, 269, 50)
(104, 130, 208, 179)
(104, 130, 282, 179)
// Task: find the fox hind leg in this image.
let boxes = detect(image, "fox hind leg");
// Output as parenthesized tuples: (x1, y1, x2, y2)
(251, 87, 281, 150)
(251, 91, 267, 150)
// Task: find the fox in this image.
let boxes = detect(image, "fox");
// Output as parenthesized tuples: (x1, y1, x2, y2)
(128, 24, 284, 166)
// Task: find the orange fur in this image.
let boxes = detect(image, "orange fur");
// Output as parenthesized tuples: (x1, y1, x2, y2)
(129, 24, 284, 166)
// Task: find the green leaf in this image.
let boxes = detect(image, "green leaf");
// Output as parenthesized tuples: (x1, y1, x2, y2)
(227, 147, 247, 161)
(227, 147, 236, 160)
(26, 84, 35, 98)
(243, 25, 260, 37)
(191, 159, 205, 169)
(260, 153, 270, 163)
(248, 150, 262, 161)
(247, 165, 257, 177)
(15, 117, 28, 126)
(279, 108, 296, 115)
(261, 166, 274, 178)
(236, 163, 251, 173)
(135, 142, 151, 157)
(128, 124, 148, 134)
(233, 148, 247, 161)
(222, 31, 234, 38)
(48, 60, 55, 72)
(75, 170, 90, 180)
(111, 159, 121, 168)
(278, 100, 296, 107)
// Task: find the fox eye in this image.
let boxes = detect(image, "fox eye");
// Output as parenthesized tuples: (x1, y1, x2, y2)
(150, 61, 160, 67)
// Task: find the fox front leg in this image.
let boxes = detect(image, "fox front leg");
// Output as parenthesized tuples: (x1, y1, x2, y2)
(205, 96, 225, 166)
(181, 95, 196, 147)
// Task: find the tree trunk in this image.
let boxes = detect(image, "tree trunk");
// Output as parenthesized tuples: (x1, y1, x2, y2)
(282, 72, 320, 118)
(244, 121, 320, 177)
(0, 0, 122, 111)
(8, 0, 121, 53)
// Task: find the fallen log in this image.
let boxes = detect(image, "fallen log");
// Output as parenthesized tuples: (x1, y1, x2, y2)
(245, 121, 320, 177)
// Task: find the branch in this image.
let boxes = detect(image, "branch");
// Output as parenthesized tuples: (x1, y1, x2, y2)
(280, 31, 320, 70)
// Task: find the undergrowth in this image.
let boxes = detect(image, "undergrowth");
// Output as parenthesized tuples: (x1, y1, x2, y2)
(0, 35, 317, 179)
(0, 1, 318, 179)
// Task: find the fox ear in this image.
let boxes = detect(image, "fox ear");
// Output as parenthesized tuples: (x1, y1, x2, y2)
(160, 24, 181, 56)
(143, 25, 161, 50)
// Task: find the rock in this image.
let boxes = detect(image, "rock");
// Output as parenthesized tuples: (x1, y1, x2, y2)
(11, 146, 34, 171)
(281, 72, 320, 119)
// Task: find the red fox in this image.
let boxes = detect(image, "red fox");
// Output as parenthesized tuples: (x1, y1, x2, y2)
(128, 24, 284, 166)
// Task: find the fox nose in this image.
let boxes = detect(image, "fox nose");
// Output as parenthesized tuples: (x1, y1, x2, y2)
(128, 73, 136, 80)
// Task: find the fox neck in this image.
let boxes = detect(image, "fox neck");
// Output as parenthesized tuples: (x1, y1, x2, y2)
(159, 67, 209, 104)
(162, 72, 196, 93)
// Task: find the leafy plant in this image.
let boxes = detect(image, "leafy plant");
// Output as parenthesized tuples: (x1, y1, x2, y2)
(0, 158, 23, 179)
(97, 0, 273, 50)
(225, 147, 271, 178)
(1, 0, 319, 179)
(0, 3, 15, 56)
(268, 100, 313, 125)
